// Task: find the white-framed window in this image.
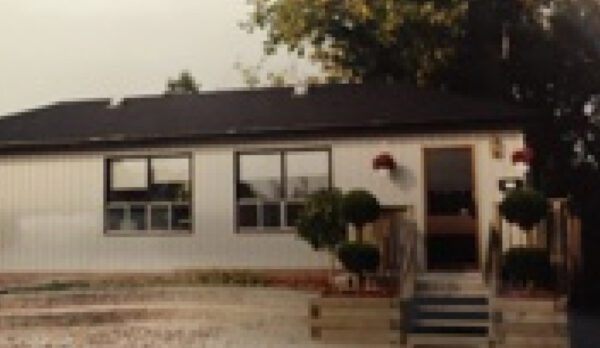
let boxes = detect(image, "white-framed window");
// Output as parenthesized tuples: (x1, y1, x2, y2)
(105, 155, 192, 234)
(236, 149, 331, 231)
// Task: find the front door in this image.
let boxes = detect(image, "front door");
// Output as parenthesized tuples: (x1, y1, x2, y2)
(425, 147, 478, 270)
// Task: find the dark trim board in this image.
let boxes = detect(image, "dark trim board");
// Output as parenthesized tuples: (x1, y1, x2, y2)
(0, 123, 529, 156)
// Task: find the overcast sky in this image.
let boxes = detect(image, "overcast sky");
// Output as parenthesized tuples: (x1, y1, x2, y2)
(0, 0, 317, 116)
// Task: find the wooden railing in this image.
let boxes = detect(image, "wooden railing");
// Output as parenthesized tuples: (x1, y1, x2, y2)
(395, 209, 424, 300)
(484, 206, 503, 297)
(547, 199, 582, 297)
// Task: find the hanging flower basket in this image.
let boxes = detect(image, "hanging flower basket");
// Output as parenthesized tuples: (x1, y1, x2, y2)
(372, 152, 396, 175)
(512, 148, 534, 165)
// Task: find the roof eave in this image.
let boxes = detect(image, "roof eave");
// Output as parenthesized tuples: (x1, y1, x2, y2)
(0, 118, 530, 155)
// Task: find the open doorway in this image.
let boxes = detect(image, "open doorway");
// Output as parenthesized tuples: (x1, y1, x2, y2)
(424, 147, 479, 271)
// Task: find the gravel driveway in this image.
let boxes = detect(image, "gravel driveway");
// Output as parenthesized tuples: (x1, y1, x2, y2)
(0, 286, 381, 348)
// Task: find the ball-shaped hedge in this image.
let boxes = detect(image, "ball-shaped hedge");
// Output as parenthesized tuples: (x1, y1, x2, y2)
(499, 188, 547, 231)
(342, 189, 381, 231)
(337, 242, 380, 275)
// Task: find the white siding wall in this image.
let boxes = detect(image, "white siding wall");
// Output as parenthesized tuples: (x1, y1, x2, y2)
(0, 132, 524, 272)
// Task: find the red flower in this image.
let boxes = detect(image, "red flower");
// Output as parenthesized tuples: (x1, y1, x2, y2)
(373, 152, 396, 170)
(512, 148, 534, 164)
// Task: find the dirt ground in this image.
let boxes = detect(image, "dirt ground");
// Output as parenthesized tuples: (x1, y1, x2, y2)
(0, 287, 379, 348)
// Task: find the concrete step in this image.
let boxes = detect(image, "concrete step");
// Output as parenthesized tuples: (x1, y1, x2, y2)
(415, 281, 487, 293)
(416, 274, 484, 285)
(417, 272, 483, 281)
(414, 272, 488, 298)
(408, 274, 492, 346)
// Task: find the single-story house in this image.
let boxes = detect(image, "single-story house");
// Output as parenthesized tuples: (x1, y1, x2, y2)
(0, 84, 537, 273)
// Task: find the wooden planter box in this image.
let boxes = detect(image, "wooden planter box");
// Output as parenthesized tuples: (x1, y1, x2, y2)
(309, 296, 404, 345)
(493, 297, 569, 347)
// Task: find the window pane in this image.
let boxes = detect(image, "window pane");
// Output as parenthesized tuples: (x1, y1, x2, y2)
(107, 206, 125, 230)
(238, 154, 282, 199)
(151, 205, 169, 230)
(172, 205, 191, 230)
(110, 159, 148, 190)
(286, 202, 305, 227)
(151, 157, 189, 183)
(150, 157, 190, 202)
(263, 203, 281, 227)
(286, 151, 329, 199)
(130, 204, 147, 230)
(238, 204, 258, 227)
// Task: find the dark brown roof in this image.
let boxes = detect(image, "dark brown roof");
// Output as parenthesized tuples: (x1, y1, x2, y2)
(0, 84, 538, 152)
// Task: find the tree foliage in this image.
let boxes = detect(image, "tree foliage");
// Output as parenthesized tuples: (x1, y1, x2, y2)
(246, 0, 468, 85)
(247, 0, 600, 211)
(165, 70, 201, 94)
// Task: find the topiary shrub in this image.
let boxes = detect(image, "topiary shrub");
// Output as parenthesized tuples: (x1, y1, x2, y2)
(342, 189, 381, 242)
(499, 188, 547, 231)
(296, 189, 347, 282)
(502, 247, 555, 290)
(296, 189, 346, 251)
(337, 242, 380, 289)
